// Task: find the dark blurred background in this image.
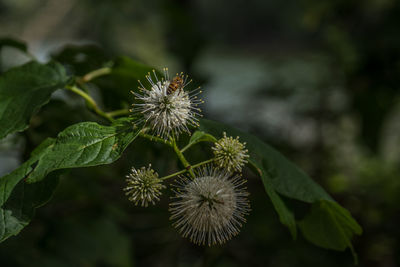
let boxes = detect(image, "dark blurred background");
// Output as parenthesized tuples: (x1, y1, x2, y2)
(0, 0, 400, 266)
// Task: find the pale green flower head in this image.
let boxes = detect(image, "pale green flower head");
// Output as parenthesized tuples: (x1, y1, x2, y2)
(212, 132, 249, 173)
(124, 164, 165, 207)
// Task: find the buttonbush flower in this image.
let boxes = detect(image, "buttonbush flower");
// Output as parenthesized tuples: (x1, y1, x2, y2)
(124, 164, 165, 207)
(169, 166, 250, 246)
(131, 68, 203, 139)
(212, 132, 249, 172)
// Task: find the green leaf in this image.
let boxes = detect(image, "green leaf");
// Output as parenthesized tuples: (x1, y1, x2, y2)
(262, 175, 297, 238)
(198, 119, 332, 202)
(0, 61, 69, 139)
(0, 37, 27, 53)
(299, 200, 362, 262)
(26, 118, 140, 183)
(0, 171, 59, 242)
(0, 118, 140, 242)
(0, 138, 59, 242)
(197, 119, 301, 238)
(198, 119, 361, 253)
(111, 56, 157, 84)
(183, 130, 217, 152)
(51, 44, 111, 76)
(94, 57, 160, 109)
(0, 138, 56, 207)
(53, 49, 157, 107)
(189, 131, 217, 144)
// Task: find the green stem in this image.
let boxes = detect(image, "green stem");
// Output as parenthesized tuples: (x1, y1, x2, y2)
(139, 131, 196, 178)
(107, 109, 130, 118)
(180, 136, 217, 153)
(192, 158, 215, 168)
(160, 169, 188, 180)
(160, 158, 215, 180)
(172, 139, 195, 178)
(66, 85, 114, 122)
(80, 67, 111, 83)
(139, 130, 208, 179)
(139, 131, 172, 146)
(180, 143, 192, 153)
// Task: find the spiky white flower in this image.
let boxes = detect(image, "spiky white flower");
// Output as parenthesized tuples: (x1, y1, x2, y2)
(131, 68, 203, 139)
(169, 166, 250, 246)
(212, 132, 249, 173)
(124, 164, 165, 207)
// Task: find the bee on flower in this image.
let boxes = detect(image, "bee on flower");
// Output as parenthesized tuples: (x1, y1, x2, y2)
(169, 166, 250, 246)
(131, 68, 203, 140)
(212, 132, 249, 173)
(124, 164, 165, 207)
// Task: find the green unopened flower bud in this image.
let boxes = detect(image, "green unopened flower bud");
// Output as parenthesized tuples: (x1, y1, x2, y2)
(124, 164, 165, 207)
(212, 132, 249, 173)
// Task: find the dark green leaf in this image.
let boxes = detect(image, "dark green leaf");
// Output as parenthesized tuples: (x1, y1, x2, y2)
(299, 200, 362, 261)
(51, 44, 111, 76)
(262, 175, 297, 238)
(0, 38, 27, 53)
(26, 118, 139, 183)
(0, 138, 56, 207)
(0, 172, 59, 242)
(94, 57, 160, 109)
(0, 61, 69, 139)
(198, 119, 332, 202)
(0, 118, 139, 242)
(197, 119, 303, 238)
(198, 119, 361, 253)
(184, 130, 217, 151)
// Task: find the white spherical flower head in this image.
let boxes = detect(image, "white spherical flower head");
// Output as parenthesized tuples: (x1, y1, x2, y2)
(124, 164, 165, 207)
(212, 132, 249, 172)
(131, 68, 203, 139)
(169, 166, 250, 246)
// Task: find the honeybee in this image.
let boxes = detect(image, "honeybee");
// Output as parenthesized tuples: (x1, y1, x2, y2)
(167, 75, 185, 95)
